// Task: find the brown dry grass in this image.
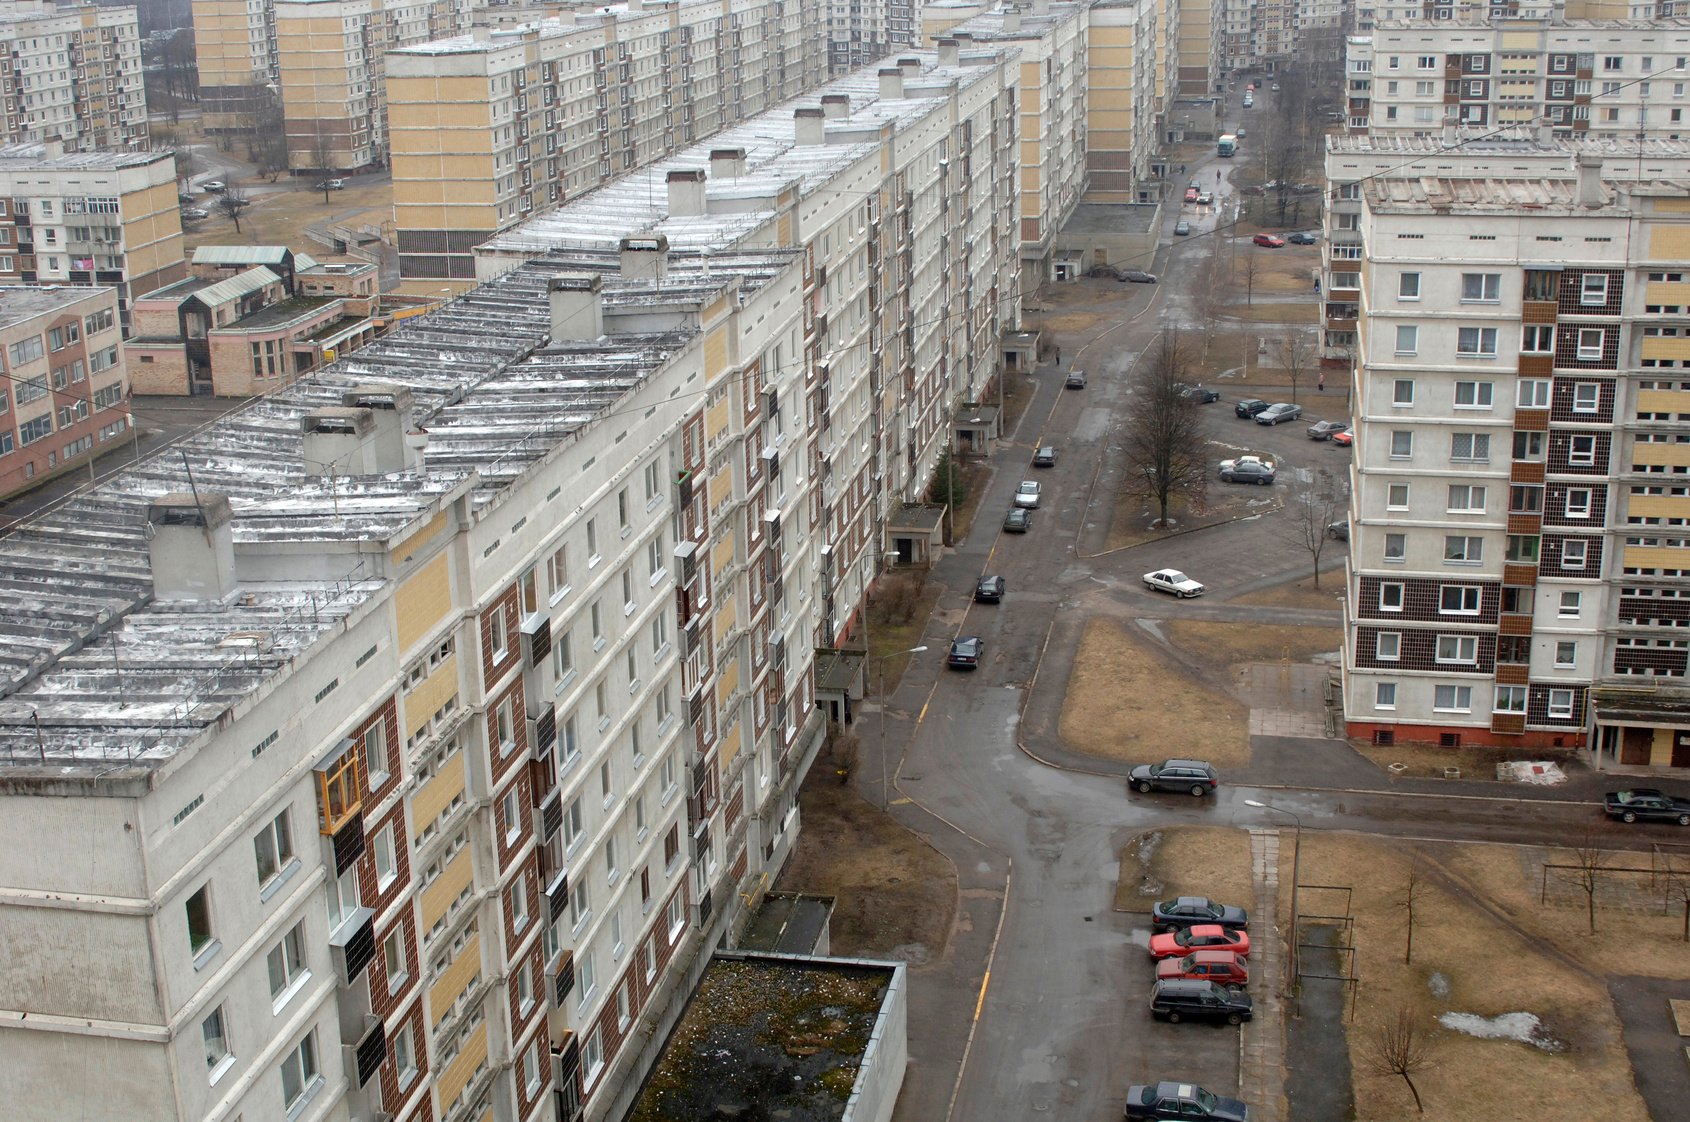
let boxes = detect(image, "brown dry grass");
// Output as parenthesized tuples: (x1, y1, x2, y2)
(1058, 618, 1250, 766)
(865, 578, 944, 692)
(1230, 301, 1320, 324)
(1300, 836, 1647, 1122)
(1232, 575, 1347, 612)
(185, 177, 392, 256)
(1352, 741, 1582, 781)
(775, 775, 957, 961)
(1164, 621, 1340, 669)
(1103, 463, 1278, 550)
(1116, 826, 1255, 913)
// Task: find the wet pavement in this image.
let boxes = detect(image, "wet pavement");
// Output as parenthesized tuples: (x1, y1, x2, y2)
(1285, 923, 1357, 1122)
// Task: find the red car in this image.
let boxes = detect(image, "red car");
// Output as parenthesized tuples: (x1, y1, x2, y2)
(1184, 187, 1199, 203)
(1156, 949, 1250, 988)
(1252, 233, 1285, 248)
(1331, 429, 1354, 447)
(1148, 924, 1251, 960)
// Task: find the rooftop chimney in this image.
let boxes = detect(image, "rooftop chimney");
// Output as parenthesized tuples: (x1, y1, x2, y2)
(898, 57, 921, 77)
(1033, 0, 1049, 14)
(342, 385, 419, 473)
(550, 273, 605, 341)
(147, 493, 237, 603)
(710, 147, 748, 178)
(937, 38, 960, 67)
(472, 25, 489, 42)
(794, 106, 826, 145)
(879, 68, 905, 100)
(301, 407, 378, 478)
(1535, 121, 1554, 147)
(1576, 153, 1605, 208)
(619, 235, 669, 282)
(1001, 6, 1021, 33)
(821, 94, 851, 119)
(667, 168, 707, 216)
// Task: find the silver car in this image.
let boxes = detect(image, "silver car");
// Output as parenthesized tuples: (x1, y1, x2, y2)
(1255, 403, 1304, 425)
(1013, 480, 1042, 508)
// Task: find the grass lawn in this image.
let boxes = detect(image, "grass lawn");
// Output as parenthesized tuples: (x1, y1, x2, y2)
(865, 576, 944, 693)
(1058, 618, 1250, 766)
(1229, 301, 1320, 324)
(1116, 826, 1254, 914)
(1164, 620, 1341, 669)
(1352, 741, 1583, 781)
(1231, 575, 1346, 612)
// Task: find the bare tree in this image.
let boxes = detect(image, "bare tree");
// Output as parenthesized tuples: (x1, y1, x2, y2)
(1364, 1008, 1432, 1114)
(1192, 251, 1228, 365)
(1240, 252, 1260, 309)
(217, 185, 253, 233)
(1398, 855, 1432, 964)
(1122, 330, 1209, 529)
(1276, 329, 1316, 402)
(1569, 828, 1607, 935)
(1279, 468, 1347, 589)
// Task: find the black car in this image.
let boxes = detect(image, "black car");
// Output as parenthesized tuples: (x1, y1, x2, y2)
(1149, 979, 1254, 1025)
(974, 575, 1006, 603)
(1327, 520, 1349, 541)
(1119, 270, 1158, 284)
(1124, 1081, 1249, 1121)
(1176, 383, 1221, 404)
(947, 636, 984, 669)
(1234, 398, 1269, 418)
(1152, 896, 1249, 931)
(1286, 231, 1319, 245)
(1604, 789, 1690, 825)
(1032, 444, 1058, 467)
(1003, 508, 1032, 533)
(1307, 420, 1349, 440)
(1130, 759, 1218, 797)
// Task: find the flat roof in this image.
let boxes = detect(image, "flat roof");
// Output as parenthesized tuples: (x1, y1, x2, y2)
(1063, 201, 1160, 234)
(0, 143, 171, 172)
(0, 285, 104, 328)
(1361, 175, 1604, 212)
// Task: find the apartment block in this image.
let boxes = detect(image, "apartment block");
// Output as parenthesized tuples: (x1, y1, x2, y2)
(1177, 0, 1225, 95)
(1344, 19, 1690, 137)
(0, 45, 1022, 1122)
(387, 0, 828, 281)
(1084, 0, 1169, 204)
(829, 0, 916, 73)
(0, 284, 129, 498)
(0, 143, 186, 322)
(191, 0, 280, 135)
(0, 0, 147, 151)
(125, 245, 381, 395)
(1337, 160, 1690, 764)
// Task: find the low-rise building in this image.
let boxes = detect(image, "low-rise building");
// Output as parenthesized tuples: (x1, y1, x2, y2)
(0, 284, 131, 499)
(125, 246, 380, 395)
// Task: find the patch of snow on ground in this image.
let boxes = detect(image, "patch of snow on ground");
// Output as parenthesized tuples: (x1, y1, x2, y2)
(1496, 760, 1568, 785)
(1438, 1011, 1564, 1052)
(1427, 973, 1450, 999)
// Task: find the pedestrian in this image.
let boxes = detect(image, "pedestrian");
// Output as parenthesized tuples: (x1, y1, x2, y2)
(1055, 346, 1062, 366)
(1318, 372, 1326, 392)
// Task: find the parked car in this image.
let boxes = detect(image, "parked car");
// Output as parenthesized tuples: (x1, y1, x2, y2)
(1307, 420, 1349, 440)
(1184, 187, 1199, 203)
(1270, 82, 1280, 91)
(1149, 979, 1254, 1025)
(1032, 444, 1058, 467)
(1287, 231, 1319, 245)
(1251, 233, 1284, 248)
(974, 575, 1006, 604)
(1174, 219, 1191, 236)
(201, 179, 226, 193)
(1197, 191, 1213, 206)
(1130, 759, 1218, 796)
(1013, 480, 1042, 508)
(1218, 456, 1276, 485)
(1143, 569, 1205, 598)
(1152, 896, 1248, 931)
(1065, 369, 1087, 389)
(1156, 949, 1250, 989)
(1327, 520, 1349, 541)
(1604, 789, 1690, 825)
(1235, 126, 1246, 138)
(1119, 269, 1158, 284)
(1149, 924, 1251, 960)
(1330, 429, 1354, 447)
(178, 192, 195, 204)
(1242, 96, 1254, 108)
(947, 636, 984, 670)
(1255, 403, 1303, 425)
(1189, 178, 1203, 190)
(181, 207, 210, 219)
(1124, 1081, 1249, 1122)
(1003, 507, 1033, 533)
(1234, 398, 1269, 419)
(323, 177, 347, 190)
(1177, 383, 1221, 403)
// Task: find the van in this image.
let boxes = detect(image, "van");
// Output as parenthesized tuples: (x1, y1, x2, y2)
(1149, 979, 1254, 1025)
(1032, 444, 1058, 467)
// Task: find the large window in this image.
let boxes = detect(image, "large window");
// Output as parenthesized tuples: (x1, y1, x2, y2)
(1398, 272, 1421, 299)
(1444, 536, 1484, 564)
(1390, 431, 1413, 459)
(1450, 433, 1490, 463)
(267, 922, 308, 999)
(1436, 635, 1479, 663)
(1494, 686, 1527, 713)
(186, 885, 215, 959)
(1447, 484, 1486, 513)
(1456, 326, 1498, 356)
(1548, 689, 1576, 718)
(1433, 684, 1474, 712)
(1379, 582, 1405, 611)
(1460, 273, 1501, 302)
(1454, 381, 1493, 408)
(202, 1006, 231, 1074)
(1580, 274, 1609, 304)
(280, 1030, 321, 1115)
(1521, 325, 1554, 354)
(1439, 586, 1482, 615)
(1395, 325, 1419, 354)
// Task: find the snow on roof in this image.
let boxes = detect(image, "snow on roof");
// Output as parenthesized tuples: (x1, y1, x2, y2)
(0, 143, 171, 172)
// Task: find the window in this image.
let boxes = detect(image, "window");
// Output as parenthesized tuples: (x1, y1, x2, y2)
(1454, 381, 1493, 408)
(267, 923, 308, 999)
(1561, 539, 1589, 568)
(1572, 383, 1601, 413)
(1494, 685, 1527, 713)
(1555, 641, 1577, 667)
(553, 629, 574, 682)
(1460, 273, 1501, 302)
(383, 926, 408, 993)
(547, 543, 569, 598)
(584, 1027, 605, 1087)
(1576, 328, 1604, 361)
(1380, 582, 1405, 611)
(502, 789, 521, 843)
(617, 487, 630, 532)
(1521, 325, 1554, 354)
(1457, 327, 1498, 356)
(1447, 485, 1486, 513)
(393, 1021, 418, 1089)
(1506, 535, 1540, 563)
(525, 1037, 544, 1095)
(578, 948, 597, 1005)
(1548, 689, 1576, 718)
(327, 865, 361, 931)
(516, 955, 535, 1013)
(202, 1006, 231, 1074)
(374, 823, 397, 891)
(1384, 533, 1405, 562)
(1509, 485, 1542, 513)
(1559, 591, 1582, 618)
(1514, 430, 1546, 462)
(1450, 433, 1490, 463)
(1392, 379, 1415, 406)
(1376, 633, 1401, 660)
(1394, 325, 1419, 354)
(586, 518, 599, 562)
(1436, 635, 1479, 663)
(563, 795, 584, 848)
(1398, 272, 1421, 299)
(570, 878, 591, 929)
(280, 1031, 320, 1114)
(1444, 536, 1484, 564)
(1433, 684, 1473, 712)
(487, 606, 508, 661)
(604, 836, 619, 884)
(186, 885, 215, 959)
(1375, 682, 1397, 709)
(512, 871, 530, 932)
(1387, 484, 1410, 510)
(1569, 435, 1597, 466)
(1565, 489, 1592, 518)
(668, 891, 687, 937)
(1390, 431, 1413, 459)
(1517, 378, 1550, 407)
(254, 810, 295, 890)
(1440, 586, 1482, 614)
(1580, 274, 1609, 305)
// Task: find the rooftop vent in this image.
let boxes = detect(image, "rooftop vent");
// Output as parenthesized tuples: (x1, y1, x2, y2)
(619, 235, 669, 282)
(146, 493, 236, 603)
(667, 168, 707, 217)
(794, 106, 825, 145)
(937, 38, 960, 67)
(897, 57, 921, 77)
(302, 385, 419, 476)
(878, 68, 904, 101)
(821, 94, 851, 119)
(1576, 153, 1604, 208)
(550, 272, 605, 341)
(710, 147, 748, 179)
(1001, 6, 1021, 33)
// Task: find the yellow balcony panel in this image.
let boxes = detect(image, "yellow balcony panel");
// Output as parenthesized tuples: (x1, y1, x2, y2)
(1638, 389, 1690, 415)
(436, 1021, 488, 1109)
(428, 931, 482, 1027)
(420, 847, 474, 931)
(410, 747, 465, 832)
(1632, 442, 1690, 466)
(1626, 495, 1690, 519)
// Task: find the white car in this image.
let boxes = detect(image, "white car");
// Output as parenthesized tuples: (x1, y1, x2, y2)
(201, 179, 226, 193)
(1143, 569, 1206, 598)
(1217, 454, 1275, 475)
(1218, 454, 1277, 484)
(1013, 480, 1042, 508)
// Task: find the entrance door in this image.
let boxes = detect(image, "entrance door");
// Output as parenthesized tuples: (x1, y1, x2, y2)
(1674, 733, 1690, 769)
(1621, 726, 1653, 765)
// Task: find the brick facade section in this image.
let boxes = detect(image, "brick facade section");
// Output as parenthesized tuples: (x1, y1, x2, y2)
(1553, 323, 1620, 370)
(1550, 376, 1616, 424)
(1526, 683, 1587, 726)
(1546, 429, 1611, 475)
(503, 849, 543, 961)
(1556, 267, 1624, 317)
(586, 880, 690, 1108)
(1543, 482, 1608, 527)
(1353, 625, 1496, 674)
(494, 764, 535, 874)
(355, 695, 402, 803)
(1613, 640, 1690, 677)
(480, 586, 522, 689)
(369, 909, 421, 1017)
(1539, 533, 1605, 577)
(378, 1002, 432, 1116)
(358, 800, 413, 920)
(488, 677, 530, 787)
(1619, 593, 1690, 626)
(1355, 575, 1500, 623)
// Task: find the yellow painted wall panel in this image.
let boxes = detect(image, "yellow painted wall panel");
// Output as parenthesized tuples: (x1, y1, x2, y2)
(1638, 389, 1690, 414)
(1640, 337, 1690, 361)
(704, 324, 729, 379)
(1651, 198, 1690, 214)
(420, 847, 474, 931)
(428, 932, 481, 1027)
(410, 748, 466, 832)
(1647, 225, 1690, 257)
(1626, 495, 1690, 519)
(396, 553, 450, 655)
(1500, 30, 1542, 48)
(1645, 281, 1690, 306)
(705, 397, 731, 446)
(715, 654, 740, 710)
(405, 655, 460, 739)
(1623, 546, 1690, 570)
(1632, 442, 1690, 465)
(393, 511, 446, 562)
(436, 1021, 489, 1109)
(711, 533, 736, 579)
(713, 595, 737, 647)
(709, 463, 734, 509)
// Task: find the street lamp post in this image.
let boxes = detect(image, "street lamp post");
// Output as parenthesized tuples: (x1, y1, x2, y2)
(1245, 798, 1302, 995)
(873, 645, 927, 809)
